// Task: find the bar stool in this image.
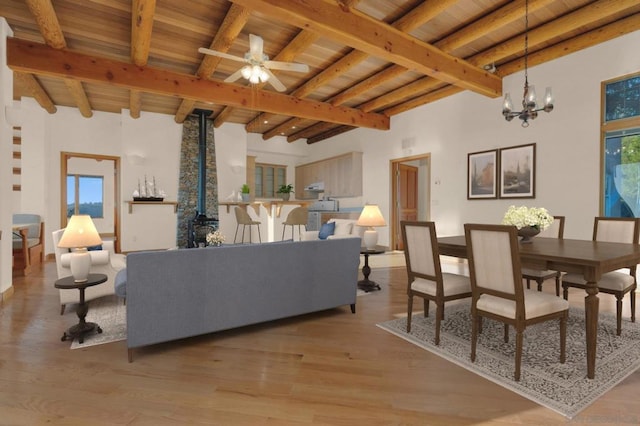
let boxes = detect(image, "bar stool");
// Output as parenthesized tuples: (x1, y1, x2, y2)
(234, 207, 261, 243)
(282, 207, 308, 241)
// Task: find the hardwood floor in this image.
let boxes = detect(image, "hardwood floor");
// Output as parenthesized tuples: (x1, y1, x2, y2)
(2, 260, 640, 425)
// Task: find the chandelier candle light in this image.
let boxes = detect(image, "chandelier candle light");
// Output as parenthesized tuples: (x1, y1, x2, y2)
(57, 215, 103, 282)
(357, 205, 387, 250)
(501, 0, 554, 127)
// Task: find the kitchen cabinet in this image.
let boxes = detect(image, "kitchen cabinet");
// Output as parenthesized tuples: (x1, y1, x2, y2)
(296, 152, 362, 199)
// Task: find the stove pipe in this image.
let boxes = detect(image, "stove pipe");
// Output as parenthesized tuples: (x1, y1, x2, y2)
(194, 109, 210, 216)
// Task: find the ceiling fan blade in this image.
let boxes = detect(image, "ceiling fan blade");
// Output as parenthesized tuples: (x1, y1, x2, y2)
(263, 68, 286, 92)
(264, 60, 309, 73)
(249, 34, 264, 61)
(224, 68, 245, 83)
(198, 47, 246, 63)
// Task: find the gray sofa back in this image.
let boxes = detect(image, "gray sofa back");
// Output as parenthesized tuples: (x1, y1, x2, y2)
(125, 238, 361, 351)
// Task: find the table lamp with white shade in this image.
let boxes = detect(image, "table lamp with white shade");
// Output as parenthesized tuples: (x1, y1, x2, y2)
(357, 204, 386, 250)
(57, 215, 102, 283)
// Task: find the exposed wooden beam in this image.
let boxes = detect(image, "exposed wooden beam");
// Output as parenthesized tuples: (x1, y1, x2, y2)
(247, 0, 459, 134)
(64, 79, 93, 118)
(24, 0, 65, 49)
(130, 0, 157, 118)
(175, 3, 250, 124)
(307, 125, 356, 144)
(231, 0, 501, 98)
(25, 0, 94, 117)
(214, 29, 320, 127)
(7, 38, 390, 130)
(13, 72, 57, 114)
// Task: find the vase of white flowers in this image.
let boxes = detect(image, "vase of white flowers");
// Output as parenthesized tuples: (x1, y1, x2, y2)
(502, 205, 554, 243)
(205, 230, 225, 247)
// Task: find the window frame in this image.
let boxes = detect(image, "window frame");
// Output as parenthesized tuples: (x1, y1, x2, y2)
(254, 162, 287, 198)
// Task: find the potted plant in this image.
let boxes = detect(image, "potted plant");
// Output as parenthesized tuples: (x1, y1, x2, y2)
(277, 184, 294, 201)
(241, 184, 250, 202)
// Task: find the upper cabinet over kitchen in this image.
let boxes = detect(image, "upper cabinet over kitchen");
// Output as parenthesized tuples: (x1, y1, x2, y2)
(295, 152, 363, 199)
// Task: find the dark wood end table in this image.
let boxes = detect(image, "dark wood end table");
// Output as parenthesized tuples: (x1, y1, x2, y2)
(54, 273, 107, 344)
(358, 246, 387, 292)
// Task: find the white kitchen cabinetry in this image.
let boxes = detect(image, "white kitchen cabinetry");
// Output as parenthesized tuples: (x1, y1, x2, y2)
(295, 152, 362, 199)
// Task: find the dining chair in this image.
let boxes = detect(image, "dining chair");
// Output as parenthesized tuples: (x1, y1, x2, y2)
(521, 216, 565, 296)
(464, 223, 568, 381)
(562, 217, 640, 336)
(401, 221, 471, 345)
(234, 207, 262, 243)
(281, 207, 308, 241)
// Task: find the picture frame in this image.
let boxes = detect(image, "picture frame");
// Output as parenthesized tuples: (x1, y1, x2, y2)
(499, 143, 536, 198)
(467, 149, 498, 199)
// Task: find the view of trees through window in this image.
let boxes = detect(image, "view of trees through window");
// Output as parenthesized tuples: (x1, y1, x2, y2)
(67, 175, 104, 218)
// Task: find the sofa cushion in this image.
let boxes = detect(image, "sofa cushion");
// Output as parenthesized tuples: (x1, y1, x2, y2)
(330, 219, 354, 236)
(318, 222, 335, 240)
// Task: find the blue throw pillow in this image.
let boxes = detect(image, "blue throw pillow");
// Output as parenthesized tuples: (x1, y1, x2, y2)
(318, 222, 335, 240)
(87, 244, 103, 251)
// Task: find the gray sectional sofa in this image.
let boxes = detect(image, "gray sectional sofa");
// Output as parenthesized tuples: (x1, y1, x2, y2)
(123, 237, 362, 361)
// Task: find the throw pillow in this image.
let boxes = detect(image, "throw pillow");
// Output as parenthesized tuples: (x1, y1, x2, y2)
(332, 219, 353, 236)
(87, 244, 103, 251)
(318, 222, 336, 240)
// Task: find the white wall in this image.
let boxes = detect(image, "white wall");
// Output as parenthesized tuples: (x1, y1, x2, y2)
(292, 30, 640, 244)
(0, 18, 13, 296)
(5, 29, 640, 266)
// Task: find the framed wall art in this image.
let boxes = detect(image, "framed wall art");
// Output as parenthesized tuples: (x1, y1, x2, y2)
(467, 149, 498, 199)
(499, 143, 536, 198)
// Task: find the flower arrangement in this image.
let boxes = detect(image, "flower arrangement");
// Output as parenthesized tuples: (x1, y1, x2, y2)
(205, 230, 225, 246)
(502, 205, 554, 230)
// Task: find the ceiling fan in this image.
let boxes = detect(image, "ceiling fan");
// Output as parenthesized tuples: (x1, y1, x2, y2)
(198, 34, 309, 92)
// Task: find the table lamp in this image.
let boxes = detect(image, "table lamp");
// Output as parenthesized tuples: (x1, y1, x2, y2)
(357, 204, 386, 250)
(57, 215, 102, 282)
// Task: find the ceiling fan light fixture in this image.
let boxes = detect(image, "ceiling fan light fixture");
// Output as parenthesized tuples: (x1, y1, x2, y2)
(240, 65, 252, 80)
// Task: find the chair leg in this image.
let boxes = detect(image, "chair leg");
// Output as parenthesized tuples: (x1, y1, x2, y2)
(616, 295, 623, 336)
(555, 272, 561, 297)
(536, 278, 544, 292)
(407, 296, 413, 333)
(504, 323, 509, 343)
(471, 313, 479, 362)
(525, 278, 531, 289)
(631, 288, 636, 323)
(257, 226, 262, 243)
(435, 304, 442, 346)
(242, 225, 246, 243)
(562, 283, 569, 300)
(234, 224, 240, 244)
(60, 304, 65, 315)
(560, 314, 567, 364)
(424, 299, 429, 318)
(515, 329, 523, 381)
(281, 225, 286, 241)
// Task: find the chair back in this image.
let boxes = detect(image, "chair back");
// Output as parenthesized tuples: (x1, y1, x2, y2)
(593, 217, 639, 244)
(284, 207, 308, 225)
(234, 207, 253, 225)
(464, 224, 523, 303)
(538, 215, 565, 239)
(401, 221, 441, 284)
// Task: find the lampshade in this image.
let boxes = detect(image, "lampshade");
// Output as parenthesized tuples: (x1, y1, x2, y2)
(58, 215, 102, 283)
(58, 215, 102, 248)
(357, 205, 386, 228)
(357, 205, 386, 250)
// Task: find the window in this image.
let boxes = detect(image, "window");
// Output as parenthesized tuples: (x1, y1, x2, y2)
(67, 175, 104, 218)
(254, 163, 286, 198)
(602, 72, 640, 217)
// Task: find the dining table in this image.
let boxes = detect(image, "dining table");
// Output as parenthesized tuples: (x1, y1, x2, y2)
(437, 235, 640, 379)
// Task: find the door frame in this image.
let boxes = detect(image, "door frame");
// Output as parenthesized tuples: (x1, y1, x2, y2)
(60, 151, 121, 252)
(390, 153, 431, 251)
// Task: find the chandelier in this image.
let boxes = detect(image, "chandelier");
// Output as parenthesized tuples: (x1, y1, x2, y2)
(502, 0, 554, 127)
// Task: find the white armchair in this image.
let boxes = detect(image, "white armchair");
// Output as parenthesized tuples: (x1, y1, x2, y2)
(52, 228, 126, 314)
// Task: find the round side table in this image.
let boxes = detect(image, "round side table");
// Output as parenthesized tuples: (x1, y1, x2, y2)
(54, 273, 107, 344)
(358, 246, 387, 292)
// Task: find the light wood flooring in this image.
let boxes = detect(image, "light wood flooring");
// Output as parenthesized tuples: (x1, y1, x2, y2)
(2, 260, 640, 425)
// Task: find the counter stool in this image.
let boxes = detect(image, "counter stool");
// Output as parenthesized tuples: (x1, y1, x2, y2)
(234, 207, 261, 243)
(282, 207, 308, 241)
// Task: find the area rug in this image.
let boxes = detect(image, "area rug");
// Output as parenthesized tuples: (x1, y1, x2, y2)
(377, 303, 640, 418)
(70, 296, 126, 349)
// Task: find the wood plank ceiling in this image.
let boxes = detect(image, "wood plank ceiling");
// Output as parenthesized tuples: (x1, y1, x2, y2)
(4, 0, 640, 144)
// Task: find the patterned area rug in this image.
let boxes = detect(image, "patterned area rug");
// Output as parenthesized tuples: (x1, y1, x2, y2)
(377, 303, 640, 418)
(69, 296, 126, 349)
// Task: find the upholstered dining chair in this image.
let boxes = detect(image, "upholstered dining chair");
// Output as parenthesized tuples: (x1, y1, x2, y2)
(234, 207, 262, 243)
(562, 217, 640, 336)
(401, 221, 471, 345)
(521, 215, 565, 296)
(281, 207, 308, 241)
(464, 223, 569, 382)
